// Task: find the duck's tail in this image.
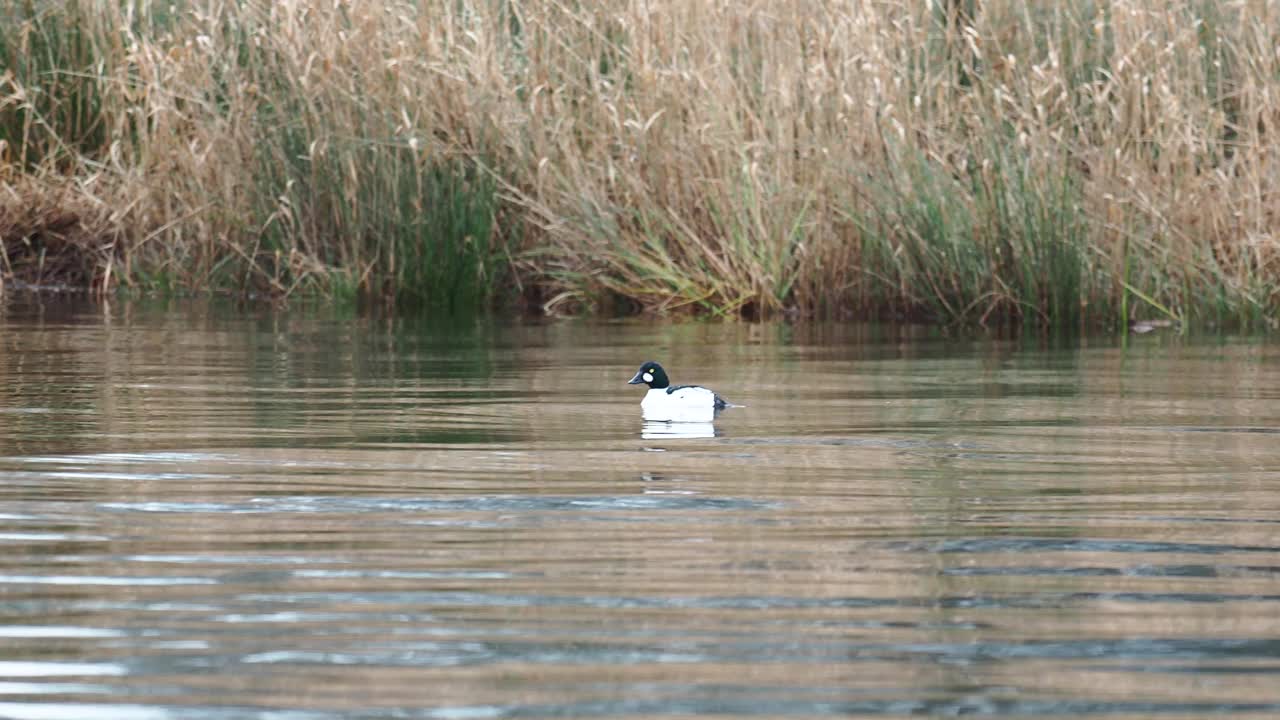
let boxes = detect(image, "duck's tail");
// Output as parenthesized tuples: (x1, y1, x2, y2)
(714, 395, 745, 410)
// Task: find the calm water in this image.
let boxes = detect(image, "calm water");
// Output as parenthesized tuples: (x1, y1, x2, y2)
(2, 299, 1280, 719)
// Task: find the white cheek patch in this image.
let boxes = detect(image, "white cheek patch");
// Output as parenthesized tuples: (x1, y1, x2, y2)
(642, 372, 654, 383)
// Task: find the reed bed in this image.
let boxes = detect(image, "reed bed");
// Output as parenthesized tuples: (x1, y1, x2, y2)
(2, 0, 1278, 326)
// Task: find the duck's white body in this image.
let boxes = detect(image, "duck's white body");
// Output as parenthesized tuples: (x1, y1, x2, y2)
(641, 385, 722, 423)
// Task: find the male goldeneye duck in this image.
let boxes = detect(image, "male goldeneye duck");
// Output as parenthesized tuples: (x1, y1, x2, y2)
(627, 361, 732, 422)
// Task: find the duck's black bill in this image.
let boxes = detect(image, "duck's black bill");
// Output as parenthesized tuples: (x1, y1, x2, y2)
(627, 372, 646, 384)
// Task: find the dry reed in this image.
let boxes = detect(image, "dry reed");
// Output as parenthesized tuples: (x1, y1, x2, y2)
(2, 0, 1278, 325)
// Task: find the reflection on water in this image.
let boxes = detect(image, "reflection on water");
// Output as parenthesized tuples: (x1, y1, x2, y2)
(1, 297, 1280, 719)
(642, 419, 717, 440)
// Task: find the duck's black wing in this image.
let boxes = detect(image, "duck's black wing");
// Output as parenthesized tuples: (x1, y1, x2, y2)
(666, 384, 730, 409)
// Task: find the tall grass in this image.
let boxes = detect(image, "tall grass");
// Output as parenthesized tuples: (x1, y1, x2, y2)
(2, 0, 504, 306)
(2, 0, 1279, 325)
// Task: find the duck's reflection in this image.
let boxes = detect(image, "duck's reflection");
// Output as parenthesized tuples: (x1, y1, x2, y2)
(641, 420, 717, 440)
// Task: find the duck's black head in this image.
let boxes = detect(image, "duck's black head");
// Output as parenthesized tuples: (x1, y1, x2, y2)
(628, 361, 669, 389)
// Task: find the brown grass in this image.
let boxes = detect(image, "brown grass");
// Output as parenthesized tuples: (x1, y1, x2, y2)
(0, 174, 124, 291)
(2, 0, 1279, 325)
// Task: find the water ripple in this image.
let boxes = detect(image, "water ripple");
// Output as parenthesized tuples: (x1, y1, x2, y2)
(892, 537, 1280, 555)
(99, 495, 772, 515)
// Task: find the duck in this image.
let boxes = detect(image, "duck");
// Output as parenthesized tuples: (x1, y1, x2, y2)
(627, 361, 733, 422)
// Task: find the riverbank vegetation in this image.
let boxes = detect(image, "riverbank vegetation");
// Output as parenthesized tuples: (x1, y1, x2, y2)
(2, 0, 1278, 327)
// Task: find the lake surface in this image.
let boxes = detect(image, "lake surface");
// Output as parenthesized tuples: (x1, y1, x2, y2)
(2, 298, 1280, 719)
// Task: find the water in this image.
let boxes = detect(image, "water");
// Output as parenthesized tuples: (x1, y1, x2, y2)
(2, 298, 1280, 719)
